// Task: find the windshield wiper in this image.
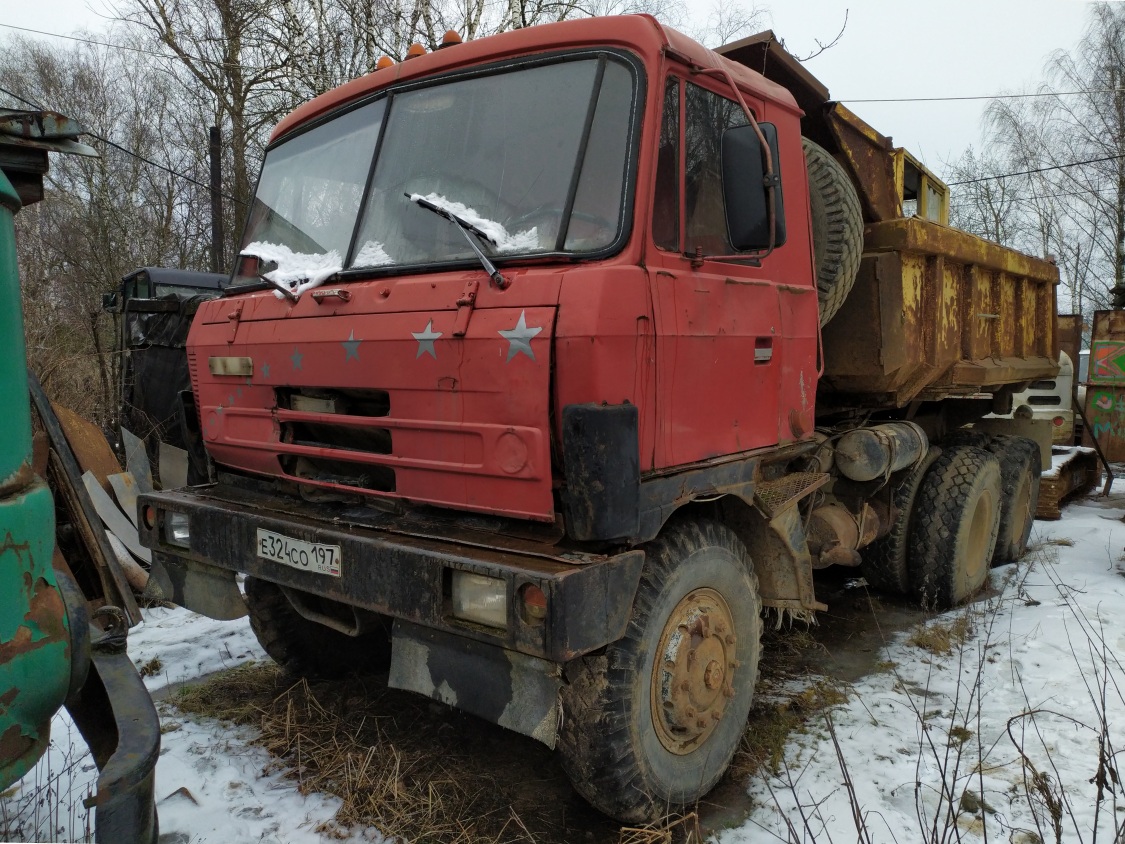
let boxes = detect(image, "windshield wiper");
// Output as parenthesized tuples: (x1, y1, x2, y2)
(407, 193, 507, 288)
(238, 256, 299, 301)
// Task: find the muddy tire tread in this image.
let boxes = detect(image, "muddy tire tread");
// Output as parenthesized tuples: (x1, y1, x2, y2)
(556, 518, 761, 823)
(861, 448, 940, 594)
(987, 435, 1041, 563)
(908, 445, 1002, 610)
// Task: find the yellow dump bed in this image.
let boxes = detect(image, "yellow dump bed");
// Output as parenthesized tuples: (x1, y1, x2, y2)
(718, 32, 1060, 410)
(821, 218, 1058, 407)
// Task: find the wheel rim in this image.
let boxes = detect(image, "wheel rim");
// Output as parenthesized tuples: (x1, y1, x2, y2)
(650, 588, 738, 755)
(960, 488, 996, 596)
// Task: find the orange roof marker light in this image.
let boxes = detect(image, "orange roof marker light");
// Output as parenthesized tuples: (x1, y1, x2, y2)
(440, 30, 463, 48)
(405, 43, 427, 59)
(376, 56, 394, 70)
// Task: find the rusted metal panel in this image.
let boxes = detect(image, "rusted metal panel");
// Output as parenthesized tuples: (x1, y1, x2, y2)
(1057, 314, 1085, 374)
(864, 217, 1060, 282)
(50, 403, 123, 496)
(31, 377, 141, 623)
(824, 103, 900, 222)
(0, 481, 69, 788)
(821, 217, 1059, 408)
(1082, 310, 1125, 461)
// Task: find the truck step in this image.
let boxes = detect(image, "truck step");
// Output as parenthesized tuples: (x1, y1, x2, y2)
(754, 472, 830, 519)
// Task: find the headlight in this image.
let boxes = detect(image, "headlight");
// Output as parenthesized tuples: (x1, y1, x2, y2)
(164, 512, 190, 549)
(451, 571, 507, 629)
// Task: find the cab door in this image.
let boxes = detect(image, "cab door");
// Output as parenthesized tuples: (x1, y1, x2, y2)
(646, 76, 786, 469)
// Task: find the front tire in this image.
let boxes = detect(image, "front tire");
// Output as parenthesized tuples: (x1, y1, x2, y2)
(556, 518, 762, 823)
(908, 446, 1002, 610)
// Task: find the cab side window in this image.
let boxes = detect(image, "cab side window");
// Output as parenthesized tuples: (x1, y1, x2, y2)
(684, 83, 748, 255)
(652, 79, 680, 252)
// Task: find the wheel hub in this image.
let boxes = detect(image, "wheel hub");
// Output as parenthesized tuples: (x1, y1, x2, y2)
(650, 588, 737, 754)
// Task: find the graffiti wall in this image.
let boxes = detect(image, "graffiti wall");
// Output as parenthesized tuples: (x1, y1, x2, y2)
(1085, 314, 1125, 460)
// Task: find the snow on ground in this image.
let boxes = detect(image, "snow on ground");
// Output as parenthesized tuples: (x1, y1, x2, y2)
(730, 494, 1125, 843)
(4, 492, 1125, 842)
(0, 608, 373, 844)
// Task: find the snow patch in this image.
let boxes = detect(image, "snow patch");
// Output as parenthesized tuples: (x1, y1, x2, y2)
(351, 239, 394, 268)
(241, 241, 341, 299)
(410, 193, 539, 254)
(1043, 444, 1096, 479)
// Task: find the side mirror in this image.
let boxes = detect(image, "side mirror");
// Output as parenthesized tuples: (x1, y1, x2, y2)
(102, 291, 121, 313)
(721, 122, 786, 251)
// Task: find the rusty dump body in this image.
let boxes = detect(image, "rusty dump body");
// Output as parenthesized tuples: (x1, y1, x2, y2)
(821, 218, 1059, 408)
(719, 34, 1059, 411)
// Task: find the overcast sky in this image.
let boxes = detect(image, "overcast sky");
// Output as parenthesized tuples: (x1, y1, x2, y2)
(0, 0, 1100, 178)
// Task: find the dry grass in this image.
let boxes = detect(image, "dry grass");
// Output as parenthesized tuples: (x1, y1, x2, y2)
(138, 657, 163, 678)
(173, 663, 620, 843)
(907, 615, 973, 656)
(617, 812, 702, 843)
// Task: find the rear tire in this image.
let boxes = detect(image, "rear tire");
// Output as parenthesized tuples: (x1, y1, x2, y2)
(861, 448, 939, 594)
(908, 446, 1002, 610)
(987, 435, 1041, 564)
(556, 518, 762, 823)
(245, 577, 391, 678)
(804, 137, 863, 326)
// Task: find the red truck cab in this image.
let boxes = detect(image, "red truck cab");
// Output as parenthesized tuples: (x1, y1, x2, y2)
(189, 17, 816, 531)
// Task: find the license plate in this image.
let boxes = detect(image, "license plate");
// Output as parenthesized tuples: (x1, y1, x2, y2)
(256, 529, 342, 577)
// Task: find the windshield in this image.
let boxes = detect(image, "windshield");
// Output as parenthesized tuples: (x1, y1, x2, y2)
(237, 55, 636, 284)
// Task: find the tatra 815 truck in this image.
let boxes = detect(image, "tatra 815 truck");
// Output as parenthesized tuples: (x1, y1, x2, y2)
(137, 16, 1058, 821)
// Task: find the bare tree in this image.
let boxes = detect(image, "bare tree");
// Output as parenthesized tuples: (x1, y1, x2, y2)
(956, 4, 1125, 318)
(0, 34, 212, 424)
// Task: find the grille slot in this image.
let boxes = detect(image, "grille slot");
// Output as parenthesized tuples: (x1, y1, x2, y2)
(281, 421, 392, 454)
(280, 454, 396, 492)
(277, 387, 390, 417)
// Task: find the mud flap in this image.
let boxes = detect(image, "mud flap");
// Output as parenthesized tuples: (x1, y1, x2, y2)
(388, 620, 562, 747)
(150, 553, 247, 620)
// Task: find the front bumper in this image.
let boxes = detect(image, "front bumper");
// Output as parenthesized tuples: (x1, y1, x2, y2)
(138, 484, 645, 663)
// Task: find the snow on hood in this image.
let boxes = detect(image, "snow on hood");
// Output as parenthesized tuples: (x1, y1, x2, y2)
(241, 241, 342, 299)
(410, 193, 540, 254)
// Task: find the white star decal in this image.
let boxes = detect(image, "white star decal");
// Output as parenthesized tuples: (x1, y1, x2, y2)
(412, 319, 442, 359)
(499, 310, 543, 362)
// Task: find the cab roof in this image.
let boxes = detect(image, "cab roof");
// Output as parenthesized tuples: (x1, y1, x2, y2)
(270, 15, 799, 144)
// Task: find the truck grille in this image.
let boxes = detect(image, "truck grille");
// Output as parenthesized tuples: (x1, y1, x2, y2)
(273, 388, 397, 493)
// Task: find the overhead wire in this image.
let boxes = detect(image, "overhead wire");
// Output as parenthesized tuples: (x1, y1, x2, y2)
(0, 21, 261, 72)
(946, 153, 1125, 186)
(5, 21, 1124, 104)
(0, 83, 246, 206)
(842, 88, 1125, 104)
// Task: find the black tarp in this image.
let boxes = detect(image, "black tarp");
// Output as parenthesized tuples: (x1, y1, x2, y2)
(120, 293, 216, 482)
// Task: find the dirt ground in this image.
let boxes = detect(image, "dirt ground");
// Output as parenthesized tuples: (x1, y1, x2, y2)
(166, 568, 934, 844)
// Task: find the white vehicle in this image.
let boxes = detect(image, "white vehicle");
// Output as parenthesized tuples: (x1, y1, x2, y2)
(1013, 351, 1075, 444)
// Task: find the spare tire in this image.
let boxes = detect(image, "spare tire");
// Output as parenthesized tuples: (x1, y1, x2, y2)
(803, 138, 863, 326)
